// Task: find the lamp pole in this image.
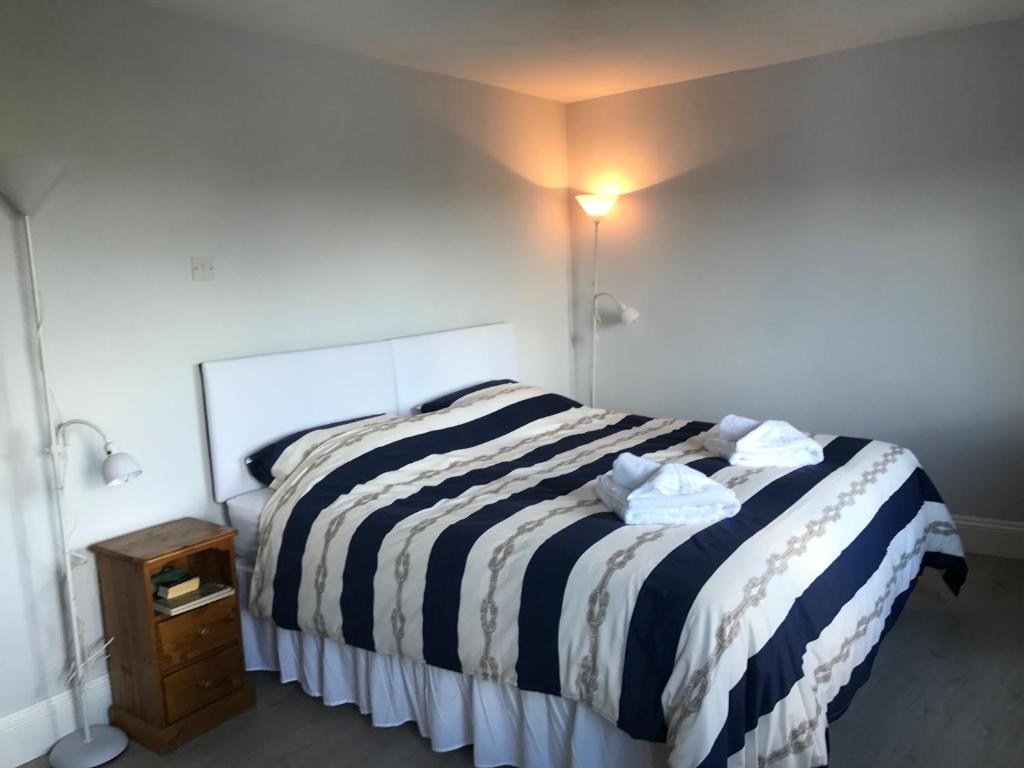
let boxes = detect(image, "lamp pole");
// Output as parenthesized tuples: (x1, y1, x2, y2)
(21, 213, 95, 739)
(590, 219, 600, 408)
(574, 193, 620, 409)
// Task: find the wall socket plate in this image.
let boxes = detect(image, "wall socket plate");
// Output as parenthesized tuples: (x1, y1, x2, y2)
(191, 254, 215, 281)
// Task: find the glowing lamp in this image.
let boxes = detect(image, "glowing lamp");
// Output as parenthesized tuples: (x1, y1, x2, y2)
(575, 193, 618, 221)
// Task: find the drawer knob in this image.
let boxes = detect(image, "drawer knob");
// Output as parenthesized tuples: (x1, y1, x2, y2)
(199, 679, 215, 691)
(197, 626, 211, 638)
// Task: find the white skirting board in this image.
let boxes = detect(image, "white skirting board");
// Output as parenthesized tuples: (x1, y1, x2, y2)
(0, 675, 111, 768)
(953, 515, 1024, 560)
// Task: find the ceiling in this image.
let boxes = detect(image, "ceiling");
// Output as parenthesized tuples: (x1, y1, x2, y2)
(139, 0, 1024, 102)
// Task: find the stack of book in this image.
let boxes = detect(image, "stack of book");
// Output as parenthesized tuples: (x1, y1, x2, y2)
(151, 566, 234, 617)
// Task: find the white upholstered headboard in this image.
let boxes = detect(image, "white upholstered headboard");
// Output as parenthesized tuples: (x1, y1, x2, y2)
(200, 323, 517, 502)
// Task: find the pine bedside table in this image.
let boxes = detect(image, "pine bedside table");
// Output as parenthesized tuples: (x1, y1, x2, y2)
(90, 517, 255, 752)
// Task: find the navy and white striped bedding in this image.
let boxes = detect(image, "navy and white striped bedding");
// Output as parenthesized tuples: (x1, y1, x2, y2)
(249, 382, 967, 768)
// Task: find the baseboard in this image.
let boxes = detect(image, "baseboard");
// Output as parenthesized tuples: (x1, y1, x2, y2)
(0, 675, 111, 768)
(953, 514, 1024, 560)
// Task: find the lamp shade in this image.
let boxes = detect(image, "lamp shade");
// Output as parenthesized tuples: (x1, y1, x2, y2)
(575, 193, 618, 220)
(102, 447, 143, 486)
(0, 154, 65, 216)
(619, 305, 640, 326)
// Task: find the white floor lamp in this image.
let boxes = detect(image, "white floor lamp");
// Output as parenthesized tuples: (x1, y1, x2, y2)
(0, 156, 142, 768)
(575, 193, 640, 408)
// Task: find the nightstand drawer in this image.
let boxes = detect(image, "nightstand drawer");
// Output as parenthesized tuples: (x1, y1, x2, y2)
(163, 643, 244, 723)
(156, 597, 238, 669)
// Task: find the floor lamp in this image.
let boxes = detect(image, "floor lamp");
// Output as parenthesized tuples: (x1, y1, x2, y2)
(575, 193, 640, 408)
(0, 157, 142, 768)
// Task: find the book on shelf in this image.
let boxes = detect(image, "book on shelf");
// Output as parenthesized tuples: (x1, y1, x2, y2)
(156, 575, 200, 599)
(151, 565, 189, 591)
(153, 580, 234, 617)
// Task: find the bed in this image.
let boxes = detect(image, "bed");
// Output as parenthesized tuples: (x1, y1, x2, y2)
(200, 323, 966, 768)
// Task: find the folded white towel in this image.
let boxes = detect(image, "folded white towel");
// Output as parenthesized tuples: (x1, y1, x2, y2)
(703, 414, 823, 468)
(597, 474, 740, 525)
(597, 453, 741, 526)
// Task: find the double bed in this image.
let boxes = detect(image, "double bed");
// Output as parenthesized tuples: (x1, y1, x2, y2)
(200, 323, 966, 768)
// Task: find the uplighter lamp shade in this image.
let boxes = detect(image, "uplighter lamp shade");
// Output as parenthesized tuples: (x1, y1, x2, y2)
(575, 194, 618, 220)
(102, 443, 143, 486)
(0, 154, 65, 215)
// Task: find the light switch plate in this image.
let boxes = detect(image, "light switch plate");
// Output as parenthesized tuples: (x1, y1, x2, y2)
(191, 254, 215, 281)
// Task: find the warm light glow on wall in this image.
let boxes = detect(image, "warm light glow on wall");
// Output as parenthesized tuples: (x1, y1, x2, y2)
(590, 172, 633, 196)
(575, 193, 619, 220)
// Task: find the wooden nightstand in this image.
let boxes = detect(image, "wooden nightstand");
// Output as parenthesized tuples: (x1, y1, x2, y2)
(91, 517, 255, 752)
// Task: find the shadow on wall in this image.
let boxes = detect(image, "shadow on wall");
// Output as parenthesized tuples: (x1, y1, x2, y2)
(413, 74, 568, 191)
(567, 66, 778, 197)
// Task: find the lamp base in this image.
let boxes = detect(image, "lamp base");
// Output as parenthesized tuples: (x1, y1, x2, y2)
(49, 725, 128, 768)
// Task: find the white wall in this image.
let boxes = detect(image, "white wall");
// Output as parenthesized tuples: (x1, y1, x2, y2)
(566, 21, 1024, 522)
(0, 0, 569, 725)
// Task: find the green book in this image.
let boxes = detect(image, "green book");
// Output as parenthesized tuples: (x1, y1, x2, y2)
(151, 565, 191, 593)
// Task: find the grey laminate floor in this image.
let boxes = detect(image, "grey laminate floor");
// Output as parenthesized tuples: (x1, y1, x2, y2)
(22, 554, 1023, 767)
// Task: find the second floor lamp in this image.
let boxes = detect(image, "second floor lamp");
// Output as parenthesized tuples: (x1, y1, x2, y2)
(575, 193, 640, 408)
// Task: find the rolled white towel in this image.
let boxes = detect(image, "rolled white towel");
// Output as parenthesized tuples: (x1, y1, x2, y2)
(612, 452, 661, 490)
(703, 414, 823, 468)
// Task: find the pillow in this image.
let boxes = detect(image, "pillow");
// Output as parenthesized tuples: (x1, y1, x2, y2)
(246, 414, 386, 486)
(418, 379, 518, 413)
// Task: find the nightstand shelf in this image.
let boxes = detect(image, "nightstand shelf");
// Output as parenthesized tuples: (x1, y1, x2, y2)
(91, 517, 255, 752)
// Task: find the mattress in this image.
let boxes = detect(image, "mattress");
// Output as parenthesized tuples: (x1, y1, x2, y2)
(226, 487, 272, 561)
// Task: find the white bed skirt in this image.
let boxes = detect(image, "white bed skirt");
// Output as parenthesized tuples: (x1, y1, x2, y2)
(236, 560, 668, 768)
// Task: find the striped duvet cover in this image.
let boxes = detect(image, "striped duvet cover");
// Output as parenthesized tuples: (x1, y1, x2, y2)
(249, 382, 966, 768)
